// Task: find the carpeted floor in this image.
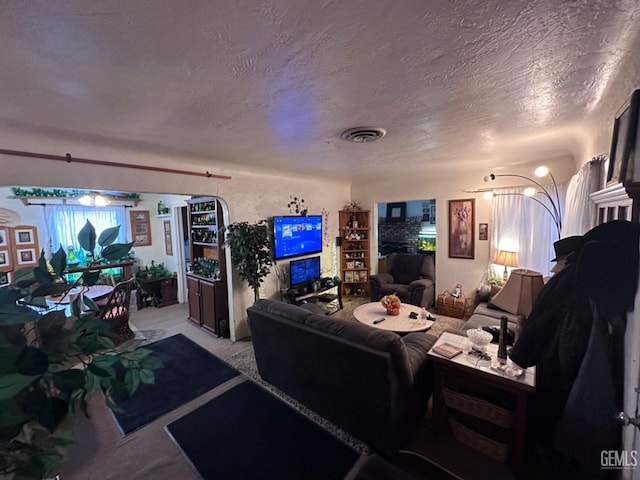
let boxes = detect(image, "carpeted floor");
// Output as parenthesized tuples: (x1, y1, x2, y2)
(166, 379, 361, 480)
(111, 333, 239, 434)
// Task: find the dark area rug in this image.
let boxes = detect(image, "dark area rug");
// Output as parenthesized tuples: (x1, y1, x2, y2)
(166, 379, 361, 480)
(112, 333, 239, 434)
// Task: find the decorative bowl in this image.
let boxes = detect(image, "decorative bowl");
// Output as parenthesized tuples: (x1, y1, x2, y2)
(466, 328, 493, 349)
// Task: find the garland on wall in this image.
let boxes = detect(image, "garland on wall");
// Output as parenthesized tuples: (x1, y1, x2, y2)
(11, 187, 140, 200)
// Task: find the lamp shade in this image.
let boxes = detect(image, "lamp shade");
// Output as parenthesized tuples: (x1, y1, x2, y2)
(490, 269, 544, 316)
(494, 249, 518, 267)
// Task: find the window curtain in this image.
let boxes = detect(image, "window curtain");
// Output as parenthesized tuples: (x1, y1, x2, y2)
(490, 185, 566, 278)
(44, 205, 127, 256)
(562, 157, 605, 236)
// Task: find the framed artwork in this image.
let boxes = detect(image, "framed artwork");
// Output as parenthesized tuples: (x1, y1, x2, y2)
(15, 227, 35, 245)
(607, 89, 640, 186)
(0, 250, 10, 268)
(0, 227, 7, 247)
(448, 199, 475, 259)
(129, 210, 152, 246)
(430, 205, 436, 224)
(16, 248, 37, 266)
(479, 223, 488, 240)
(0, 271, 10, 287)
(386, 202, 406, 223)
(164, 220, 173, 256)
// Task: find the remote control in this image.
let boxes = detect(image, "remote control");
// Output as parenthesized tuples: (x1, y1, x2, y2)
(373, 317, 386, 324)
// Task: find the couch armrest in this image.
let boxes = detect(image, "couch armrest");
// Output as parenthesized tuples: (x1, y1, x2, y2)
(370, 272, 394, 286)
(407, 278, 432, 291)
(403, 333, 437, 375)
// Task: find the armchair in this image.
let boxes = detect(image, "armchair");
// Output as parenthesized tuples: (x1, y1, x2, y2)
(370, 253, 435, 308)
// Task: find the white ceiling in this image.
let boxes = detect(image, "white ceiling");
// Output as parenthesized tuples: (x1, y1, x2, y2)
(1, 1, 639, 183)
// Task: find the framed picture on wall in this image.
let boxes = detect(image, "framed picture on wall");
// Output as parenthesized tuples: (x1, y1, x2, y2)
(0, 227, 7, 247)
(0, 271, 10, 287)
(16, 248, 37, 266)
(129, 210, 152, 247)
(479, 223, 488, 240)
(448, 199, 475, 259)
(164, 220, 173, 256)
(607, 89, 640, 186)
(0, 250, 10, 268)
(15, 227, 35, 245)
(386, 202, 406, 223)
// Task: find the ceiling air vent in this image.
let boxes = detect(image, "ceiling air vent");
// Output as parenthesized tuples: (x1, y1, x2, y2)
(340, 127, 386, 143)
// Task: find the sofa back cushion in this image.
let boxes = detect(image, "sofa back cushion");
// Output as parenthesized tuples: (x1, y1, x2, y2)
(389, 253, 432, 285)
(304, 314, 413, 386)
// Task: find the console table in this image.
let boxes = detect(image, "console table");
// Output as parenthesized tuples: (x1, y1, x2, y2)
(283, 280, 343, 315)
(429, 332, 535, 471)
(64, 260, 135, 282)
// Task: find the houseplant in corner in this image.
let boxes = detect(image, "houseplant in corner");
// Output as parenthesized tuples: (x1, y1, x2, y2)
(0, 221, 162, 480)
(223, 219, 273, 303)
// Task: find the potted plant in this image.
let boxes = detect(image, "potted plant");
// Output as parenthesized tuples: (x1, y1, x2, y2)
(0, 221, 162, 479)
(223, 220, 273, 302)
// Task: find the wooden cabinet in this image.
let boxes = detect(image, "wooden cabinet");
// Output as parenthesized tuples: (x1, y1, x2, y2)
(186, 273, 229, 337)
(136, 275, 178, 309)
(339, 209, 370, 298)
(186, 197, 223, 265)
(185, 196, 229, 337)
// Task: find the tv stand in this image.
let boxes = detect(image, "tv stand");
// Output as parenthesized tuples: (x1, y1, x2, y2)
(283, 280, 343, 315)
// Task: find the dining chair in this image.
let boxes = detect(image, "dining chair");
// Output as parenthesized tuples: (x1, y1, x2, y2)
(96, 277, 136, 342)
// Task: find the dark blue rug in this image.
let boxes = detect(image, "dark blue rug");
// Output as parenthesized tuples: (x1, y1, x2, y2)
(112, 333, 239, 434)
(166, 380, 360, 480)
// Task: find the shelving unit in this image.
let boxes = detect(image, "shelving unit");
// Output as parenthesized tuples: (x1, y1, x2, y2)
(338, 209, 370, 298)
(185, 196, 229, 337)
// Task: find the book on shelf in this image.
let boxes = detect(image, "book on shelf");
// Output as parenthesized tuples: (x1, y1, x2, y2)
(432, 342, 463, 359)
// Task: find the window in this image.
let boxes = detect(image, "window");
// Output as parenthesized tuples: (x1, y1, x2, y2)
(44, 204, 127, 256)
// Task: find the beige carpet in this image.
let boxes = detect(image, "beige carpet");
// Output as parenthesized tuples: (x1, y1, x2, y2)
(332, 297, 467, 338)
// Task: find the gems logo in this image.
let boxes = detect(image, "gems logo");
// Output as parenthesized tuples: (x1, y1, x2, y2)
(601, 450, 638, 469)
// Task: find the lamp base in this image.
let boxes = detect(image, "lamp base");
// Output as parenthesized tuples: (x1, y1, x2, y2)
(503, 267, 508, 283)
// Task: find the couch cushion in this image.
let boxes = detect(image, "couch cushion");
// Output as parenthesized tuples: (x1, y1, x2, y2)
(378, 283, 411, 299)
(251, 299, 313, 325)
(304, 313, 413, 386)
(390, 254, 424, 285)
(473, 302, 523, 324)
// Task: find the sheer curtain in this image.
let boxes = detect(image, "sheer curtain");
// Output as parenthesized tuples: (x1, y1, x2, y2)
(563, 157, 604, 236)
(490, 185, 565, 277)
(44, 205, 127, 256)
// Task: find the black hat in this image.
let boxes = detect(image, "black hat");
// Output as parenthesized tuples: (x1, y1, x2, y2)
(551, 235, 584, 262)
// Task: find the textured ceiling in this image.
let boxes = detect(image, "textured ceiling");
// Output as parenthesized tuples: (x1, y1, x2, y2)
(1, 0, 639, 182)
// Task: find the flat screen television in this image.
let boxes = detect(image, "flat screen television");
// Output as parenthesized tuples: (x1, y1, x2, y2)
(273, 215, 323, 260)
(289, 256, 321, 288)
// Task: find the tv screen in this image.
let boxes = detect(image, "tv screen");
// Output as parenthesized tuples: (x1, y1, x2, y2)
(273, 215, 323, 260)
(289, 256, 321, 287)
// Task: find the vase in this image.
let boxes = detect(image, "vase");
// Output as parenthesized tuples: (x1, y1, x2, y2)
(386, 306, 400, 316)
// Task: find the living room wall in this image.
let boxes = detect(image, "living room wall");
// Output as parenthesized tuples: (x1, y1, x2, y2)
(0, 131, 351, 340)
(351, 156, 579, 301)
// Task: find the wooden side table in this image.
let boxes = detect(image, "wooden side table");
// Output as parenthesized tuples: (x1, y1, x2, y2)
(429, 332, 535, 471)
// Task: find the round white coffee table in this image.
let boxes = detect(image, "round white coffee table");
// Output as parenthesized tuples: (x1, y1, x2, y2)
(353, 302, 434, 333)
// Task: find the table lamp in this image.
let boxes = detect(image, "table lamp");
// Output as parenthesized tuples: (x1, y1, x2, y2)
(490, 269, 544, 316)
(494, 249, 518, 283)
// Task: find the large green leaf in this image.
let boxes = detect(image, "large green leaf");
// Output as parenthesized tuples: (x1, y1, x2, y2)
(97, 225, 121, 247)
(0, 288, 22, 304)
(13, 267, 37, 288)
(81, 270, 101, 286)
(0, 373, 40, 400)
(52, 369, 85, 392)
(0, 303, 39, 326)
(30, 282, 68, 298)
(101, 242, 134, 261)
(78, 220, 97, 253)
(50, 247, 67, 277)
(14, 347, 49, 376)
